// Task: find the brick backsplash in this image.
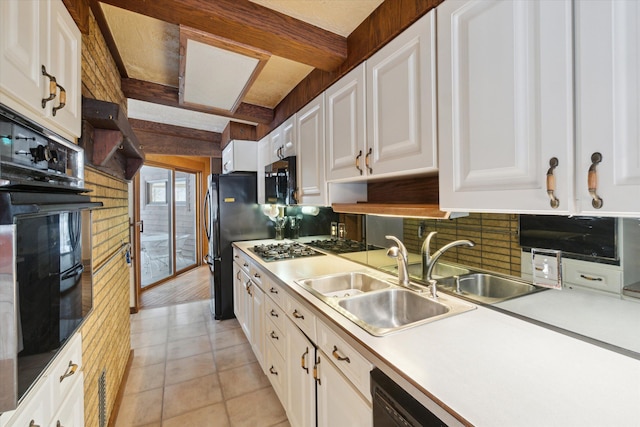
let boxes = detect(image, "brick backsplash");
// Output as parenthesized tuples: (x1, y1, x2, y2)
(403, 213, 521, 277)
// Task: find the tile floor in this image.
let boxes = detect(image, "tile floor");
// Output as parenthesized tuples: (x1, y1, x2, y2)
(115, 299, 290, 427)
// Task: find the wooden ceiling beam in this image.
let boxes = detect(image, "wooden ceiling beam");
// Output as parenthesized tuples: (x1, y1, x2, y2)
(130, 118, 222, 157)
(122, 78, 273, 124)
(98, 0, 347, 72)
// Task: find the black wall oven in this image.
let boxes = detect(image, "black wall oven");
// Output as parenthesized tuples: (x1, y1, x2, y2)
(0, 105, 100, 411)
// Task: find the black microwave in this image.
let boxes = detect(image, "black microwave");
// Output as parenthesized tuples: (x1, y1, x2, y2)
(519, 215, 618, 265)
(265, 155, 297, 205)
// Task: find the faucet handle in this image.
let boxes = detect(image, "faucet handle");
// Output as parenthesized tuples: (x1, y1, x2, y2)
(428, 279, 438, 299)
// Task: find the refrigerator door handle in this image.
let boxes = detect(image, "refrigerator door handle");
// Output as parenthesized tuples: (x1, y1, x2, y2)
(203, 186, 211, 241)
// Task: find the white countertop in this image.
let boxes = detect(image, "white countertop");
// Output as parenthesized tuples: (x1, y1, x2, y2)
(235, 240, 640, 426)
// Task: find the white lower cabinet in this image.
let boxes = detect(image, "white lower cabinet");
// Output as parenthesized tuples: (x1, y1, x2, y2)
(0, 333, 84, 427)
(234, 258, 267, 370)
(245, 256, 372, 427)
(251, 282, 265, 370)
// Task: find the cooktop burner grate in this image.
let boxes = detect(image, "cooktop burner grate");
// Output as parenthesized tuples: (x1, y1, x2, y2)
(250, 242, 325, 262)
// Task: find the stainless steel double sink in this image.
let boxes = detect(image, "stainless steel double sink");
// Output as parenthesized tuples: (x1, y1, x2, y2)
(296, 272, 476, 336)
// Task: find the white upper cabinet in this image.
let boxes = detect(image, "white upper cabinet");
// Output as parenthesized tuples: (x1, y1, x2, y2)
(221, 140, 258, 173)
(270, 115, 296, 163)
(574, 0, 640, 216)
(438, 0, 574, 214)
(365, 10, 438, 178)
(0, 0, 81, 139)
(326, 64, 367, 181)
(296, 94, 327, 205)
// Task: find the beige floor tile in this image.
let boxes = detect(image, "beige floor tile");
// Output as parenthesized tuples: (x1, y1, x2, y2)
(114, 387, 163, 426)
(218, 361, 270, 399)
(131, 343, 167, 368)
(206, 317, 241, 332)
(211, 327, 249, 350)
(166, 335, 212, 360)
(130, 315, 169, 334)
(162, 373, 224, 419)
(170, 310, 207, 326)
(130, 328, 167, 349)
(226, 387, 287, 427)
(165, 351, 216, 386)
(168, 321, 208, 341)
(161, 402, 230, 427)
(123, 362, 165, 395)
(214, 343, 257, 371)
(271, 421, 291, 427)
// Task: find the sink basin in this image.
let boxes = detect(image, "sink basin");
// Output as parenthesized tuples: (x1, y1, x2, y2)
(381, 262, 470, 280)
(297, 272, 391, 298)
(438, 273, 540, 303)
(337, 289, 449, 334)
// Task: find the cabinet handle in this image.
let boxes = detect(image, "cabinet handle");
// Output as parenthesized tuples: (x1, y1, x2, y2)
(246, 281, 252, 296)
(331, 345, 351, 363)
(236, 271, 241, 280)
(234, 254, 239, 259)
(270, 309, 278, 317)
(223, 161, 230, 171)
(365, 148, 373, 174)
(546, 157, 560, 209)
(41, 65, 57, 108)
(254, 272, 261, 279)
(580, 274, 603, 282)
(52, 84, 66, 116)
(269, 287, 278, 294)
(313, 356, 321, 385)
(301, 347, 309, 373)
(56, 422, 64, 427)
(29, 421, 40, 427)
(588, 152, 604, 209)
(355, 150, 363, 175)
(269, 366, 278, 376)
(270, 330, 279, 340)
(59, 361, 78, 382)
(243, 262, 249, 268)
(292, 309, 304, 320)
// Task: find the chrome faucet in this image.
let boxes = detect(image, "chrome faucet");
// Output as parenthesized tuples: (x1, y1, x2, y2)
(421, 231, 438, 278)
(385, 235, 410, 286)
(423, 232, 475, 282)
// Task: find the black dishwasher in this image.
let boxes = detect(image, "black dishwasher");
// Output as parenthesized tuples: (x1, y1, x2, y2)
(371, 368, 448, 427)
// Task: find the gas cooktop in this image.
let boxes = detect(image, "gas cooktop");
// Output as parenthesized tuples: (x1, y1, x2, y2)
(306, 238, 379, 254)
(250, 242, 325, 262)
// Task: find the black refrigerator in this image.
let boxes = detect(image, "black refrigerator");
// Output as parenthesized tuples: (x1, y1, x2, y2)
(204, 173, 272, 319)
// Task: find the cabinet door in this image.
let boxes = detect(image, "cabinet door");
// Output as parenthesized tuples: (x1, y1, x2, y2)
(296, 94, 327, 205)
(0, 0, 47, 120)
(233, 264, 247, 338)
(438, 0, 574, 214)
(575, 0, 640, 216)
(251, 282, 265, 370)
(326, 64, 367, 182)
(257, 136, 269, 204)
(222, 143, 234, 174)
(316, 352, 372, 427)
(281, 116, 296, 158)
(366, 11, 437, 178)
(48, 0, 81, 137)
(49, 372, 84, 427)
(285, 320, 316, 427)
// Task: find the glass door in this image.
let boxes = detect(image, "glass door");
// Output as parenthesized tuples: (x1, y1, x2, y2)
(138, 165, 199, 289)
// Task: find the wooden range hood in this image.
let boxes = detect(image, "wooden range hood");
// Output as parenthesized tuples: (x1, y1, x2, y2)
(332, 175, 466, 219)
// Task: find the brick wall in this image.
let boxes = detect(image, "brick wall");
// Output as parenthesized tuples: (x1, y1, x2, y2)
(79, 10, 131, 427)
(403, 213, 521, 276)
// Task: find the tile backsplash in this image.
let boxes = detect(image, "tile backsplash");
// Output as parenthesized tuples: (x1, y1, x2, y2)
(402, 213, 521, 277)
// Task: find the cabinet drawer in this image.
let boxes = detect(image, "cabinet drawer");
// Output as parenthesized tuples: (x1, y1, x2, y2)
(0, 375, 52, 427)
(265, 316, 286, 358)
(233, 248, 251, 273)
(285, 294, 317, 342)
(49, 371, 84, 427)
(265, 279, 284, 308)
(265, 295, 285, 332)
(563, 259, 622, 294)
(49, 333, 82, 411)
(265, 341, 287, 405)
(317, 320, 373, 402)
(249, 264, 266, 289)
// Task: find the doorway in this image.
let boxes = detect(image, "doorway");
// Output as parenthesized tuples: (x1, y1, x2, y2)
(137, 164, 199, 289)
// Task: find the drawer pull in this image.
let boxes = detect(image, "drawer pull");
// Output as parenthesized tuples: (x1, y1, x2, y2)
(270, 309, 279, 318)
(56, 421, 64, 427)
(313, 356, 321, 385)
(580, 274, 603, 282)
(301, 347, 309, 373)
(29, 421, 40, 427)
(243, 262, 249, 267)
(269, 366, 278, 376)
(60, 361, 78, 382)
(41, 65, 57, 108)
(546, 157, 560, 209)
(332, 346, 351, 363)
(355, 150, 363, 175)
(269, 287, 278, 294)
(588, 152, 604, 209)
(52, 84, 66, 116)
(254, 273, 261, 278)
(292, 309, 304, 320)
(270, 331, 279, 340)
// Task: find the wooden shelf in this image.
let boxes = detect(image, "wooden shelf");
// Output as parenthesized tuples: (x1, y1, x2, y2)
(332, 203, 458, 219)
(81, 97, 145, 181)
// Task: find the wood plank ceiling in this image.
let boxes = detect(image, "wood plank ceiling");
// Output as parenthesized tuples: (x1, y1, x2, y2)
(76, 0, 441, 156)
